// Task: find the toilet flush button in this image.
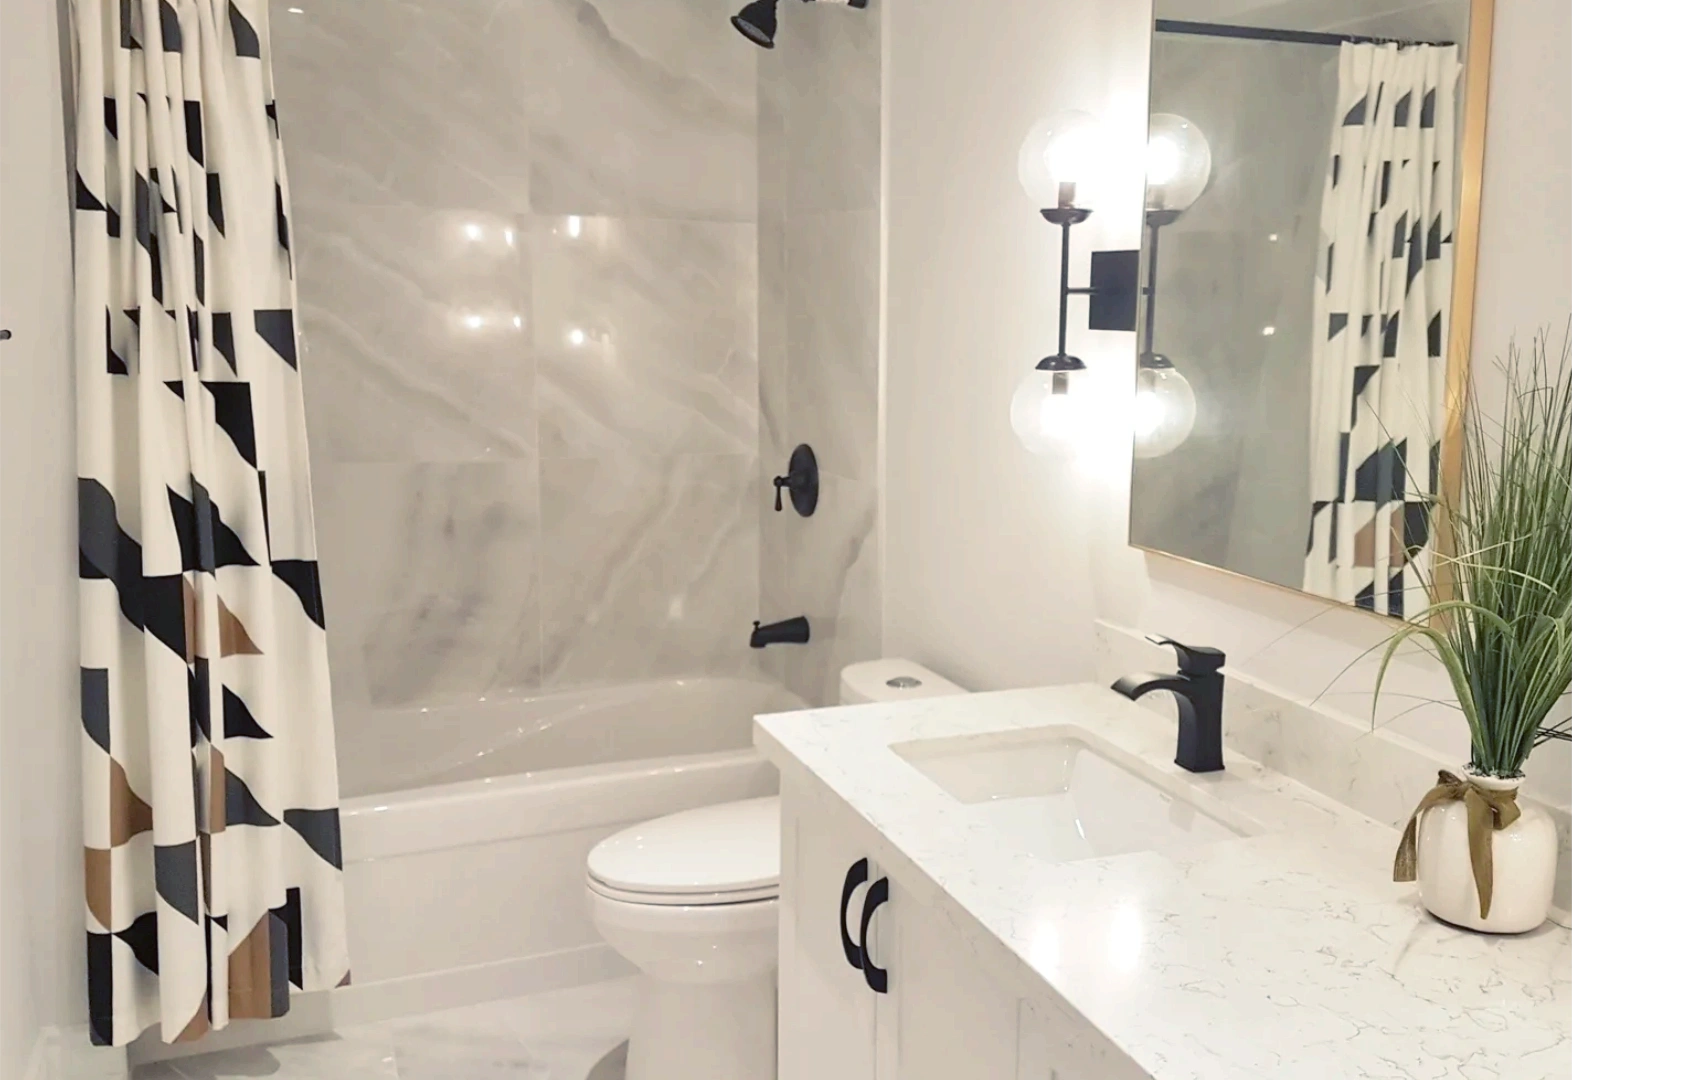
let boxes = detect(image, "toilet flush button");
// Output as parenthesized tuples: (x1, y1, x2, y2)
(886, 676, 922, 689)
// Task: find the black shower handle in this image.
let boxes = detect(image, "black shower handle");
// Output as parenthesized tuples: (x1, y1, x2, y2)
(839, 858, 868, 971)
(859, 876, 890, 994)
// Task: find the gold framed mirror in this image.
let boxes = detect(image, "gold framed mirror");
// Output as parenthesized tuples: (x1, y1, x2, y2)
(1126, 0, 1496, 620)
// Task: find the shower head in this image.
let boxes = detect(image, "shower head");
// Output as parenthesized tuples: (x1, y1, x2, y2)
(731, 0, 779, 48)
(732, 0, 868, 50)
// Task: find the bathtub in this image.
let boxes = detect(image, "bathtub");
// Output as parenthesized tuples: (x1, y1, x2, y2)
(336, 676, 804, 1022)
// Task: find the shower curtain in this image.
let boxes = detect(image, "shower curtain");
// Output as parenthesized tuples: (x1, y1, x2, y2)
(1304, 42, 1460, 618)
(71, 0, 347, 1047)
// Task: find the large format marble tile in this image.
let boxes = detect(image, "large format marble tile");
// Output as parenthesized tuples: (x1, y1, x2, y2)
(780, 0, 881, 215)
(521, 0, 757, 220)
(314, 463, 541, 706)
(296, 203, 534, 463)
(385, 999, 540, 1080)
(531, 215, 757, 459)
(769, 473, 880, 706)
(270, 0, 528, 212)
(756, 54, 789, 465)
(785, 210, 880, 482)
(140, 977, 643, 1080)
(539, 454, 758, 685)
(136, 1023, 401, 1080)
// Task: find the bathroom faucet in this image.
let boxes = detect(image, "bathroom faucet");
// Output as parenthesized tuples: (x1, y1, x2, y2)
(1110, 635, 1227, 773)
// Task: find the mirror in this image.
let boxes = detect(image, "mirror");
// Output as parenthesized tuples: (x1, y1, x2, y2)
(1127, 0, 1492, 619)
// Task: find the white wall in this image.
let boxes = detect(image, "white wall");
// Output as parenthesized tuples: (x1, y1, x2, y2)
(882, 0, 1571, 795)
(882, 0, 1148, 692)
(1470, 0, 1571, 363)
(0, 0, 87, 1072)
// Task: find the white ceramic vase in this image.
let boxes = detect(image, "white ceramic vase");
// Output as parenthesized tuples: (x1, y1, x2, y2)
(1415, 773, 1558, 933)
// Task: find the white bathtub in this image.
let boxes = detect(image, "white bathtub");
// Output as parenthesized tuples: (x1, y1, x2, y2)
(131, 676, 803, 1066)
(337, 677, 803, 1021)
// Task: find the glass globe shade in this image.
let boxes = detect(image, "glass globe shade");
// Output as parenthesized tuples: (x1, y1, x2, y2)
(1145, 113, 1212, 212)
(1010, 370, 1087, 457)
(1131, 361, 1197, 459)
(1018, 111, 1108, 209)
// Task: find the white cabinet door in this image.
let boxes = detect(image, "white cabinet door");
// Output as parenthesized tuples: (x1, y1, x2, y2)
(886, 882, 1021, 1080)
(778, 776, 884, 1080)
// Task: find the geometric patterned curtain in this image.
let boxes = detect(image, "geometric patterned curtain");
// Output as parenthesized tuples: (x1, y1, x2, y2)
(1304, 42, 1460, 618)
(70, 0, 347, 1047)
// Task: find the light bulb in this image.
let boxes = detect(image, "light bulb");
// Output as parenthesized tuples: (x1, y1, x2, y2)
(1131, 360, 1197, 459)
(1011, 370, 1085, 457)
(1018, 111, 1107, 208)
(1145, 113, 1212, 213)
(463, 222, 483, 240)
(1147, 139, 1182, 187)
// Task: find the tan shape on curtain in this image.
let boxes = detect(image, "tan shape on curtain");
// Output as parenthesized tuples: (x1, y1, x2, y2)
(218, 599, 262, 656)
(85, 847, 113, 930)
(109, 759, 154, 845)
(1388, 511, 1410, 568)
(183, 576, 202, 659)
(1353, 512, 1411, 569)
(227, 916, 281, 1020)
(209, 747, 227, 834)
(169, 991, 212, 1044)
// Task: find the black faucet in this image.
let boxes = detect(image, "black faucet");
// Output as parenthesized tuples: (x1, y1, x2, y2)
(750, 616, 811, 648)
(1110, 635, 1227, 773)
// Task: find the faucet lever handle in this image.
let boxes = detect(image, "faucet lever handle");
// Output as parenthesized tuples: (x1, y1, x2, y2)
(1145, 635, 1226, 677)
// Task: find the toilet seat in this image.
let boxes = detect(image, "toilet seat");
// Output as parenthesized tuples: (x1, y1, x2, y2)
(586, 795, 780, 908)
(587, 876, 778, 907)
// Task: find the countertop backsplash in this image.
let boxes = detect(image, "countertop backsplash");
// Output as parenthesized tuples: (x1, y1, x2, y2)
(1093, 620, 1573, 916)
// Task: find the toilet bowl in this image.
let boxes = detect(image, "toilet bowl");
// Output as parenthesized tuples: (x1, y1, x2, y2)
(586, 661, 966, 1080)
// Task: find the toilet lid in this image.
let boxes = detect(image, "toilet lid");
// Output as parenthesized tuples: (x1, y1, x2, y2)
(587, 795, 780, 900)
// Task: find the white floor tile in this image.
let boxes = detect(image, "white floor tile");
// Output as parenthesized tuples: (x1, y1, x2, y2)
(133, 977, 640, 1080)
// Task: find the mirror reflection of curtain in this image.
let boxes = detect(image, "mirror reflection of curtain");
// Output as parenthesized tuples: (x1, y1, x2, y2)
(1304, 43, 1460, 618)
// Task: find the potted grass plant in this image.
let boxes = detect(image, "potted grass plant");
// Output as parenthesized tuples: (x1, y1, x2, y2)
(1382, 334, 1571, 933)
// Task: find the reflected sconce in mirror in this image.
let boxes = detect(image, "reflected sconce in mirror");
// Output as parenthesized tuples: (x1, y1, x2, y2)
(1133, 113, 1212, 459)
(1009, 112, 1143, 457)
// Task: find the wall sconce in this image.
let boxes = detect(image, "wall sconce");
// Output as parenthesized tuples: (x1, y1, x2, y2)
(1132, 112, 1211, 459)
(1010, 112, 1142, 457)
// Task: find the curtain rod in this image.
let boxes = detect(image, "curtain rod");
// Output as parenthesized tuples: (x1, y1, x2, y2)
(1154, 18, 1455, 49)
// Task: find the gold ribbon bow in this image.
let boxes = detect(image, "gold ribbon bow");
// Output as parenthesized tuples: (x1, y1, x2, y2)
(1393, 769, 1522, 919)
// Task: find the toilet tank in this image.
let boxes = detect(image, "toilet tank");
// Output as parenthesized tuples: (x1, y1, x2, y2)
(838, 659, 968, 705)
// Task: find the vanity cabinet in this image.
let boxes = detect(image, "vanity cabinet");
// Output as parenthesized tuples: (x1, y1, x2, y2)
(778, 775, 1135, 1080)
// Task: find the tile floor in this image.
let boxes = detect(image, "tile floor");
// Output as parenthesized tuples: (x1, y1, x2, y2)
(131, 977, 639, 1080)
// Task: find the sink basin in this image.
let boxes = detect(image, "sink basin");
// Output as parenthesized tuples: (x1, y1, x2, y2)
(891, 726, 1244, 863)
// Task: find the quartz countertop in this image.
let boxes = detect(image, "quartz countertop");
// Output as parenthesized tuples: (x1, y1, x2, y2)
(755, 684, 1571, 1080)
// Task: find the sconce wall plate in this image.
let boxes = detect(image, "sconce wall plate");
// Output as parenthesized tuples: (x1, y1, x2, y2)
(1087, 250, 1141, 332)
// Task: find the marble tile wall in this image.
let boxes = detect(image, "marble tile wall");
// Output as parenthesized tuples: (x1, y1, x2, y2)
(271, 0, 764, 742)
(755, 1, 884, 706)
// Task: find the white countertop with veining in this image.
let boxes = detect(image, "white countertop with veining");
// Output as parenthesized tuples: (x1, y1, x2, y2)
(755, 684, 1571, 1080)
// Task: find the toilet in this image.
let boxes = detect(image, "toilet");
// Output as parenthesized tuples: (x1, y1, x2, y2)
(586, 659, 966, 1080)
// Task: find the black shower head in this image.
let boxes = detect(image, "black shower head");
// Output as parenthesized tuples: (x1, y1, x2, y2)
(731, 0, 778, 48)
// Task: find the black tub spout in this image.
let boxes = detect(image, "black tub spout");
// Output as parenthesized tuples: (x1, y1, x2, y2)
(750, 616, 810, 648)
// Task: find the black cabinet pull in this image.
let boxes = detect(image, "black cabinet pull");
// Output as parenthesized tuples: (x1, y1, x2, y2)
(839, 858, 868, 971)
(859, 876, 890, 994)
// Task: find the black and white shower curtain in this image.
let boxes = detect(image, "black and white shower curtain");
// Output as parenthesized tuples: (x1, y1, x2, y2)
(1304, 43, 1460, 617)
(71, 0, 347, 1047)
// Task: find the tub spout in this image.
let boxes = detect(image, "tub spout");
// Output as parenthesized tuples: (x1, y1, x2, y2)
(750, 616, 810, 648)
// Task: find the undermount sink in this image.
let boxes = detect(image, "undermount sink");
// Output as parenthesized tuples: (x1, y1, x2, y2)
(891, 726, 1246, 863)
